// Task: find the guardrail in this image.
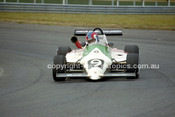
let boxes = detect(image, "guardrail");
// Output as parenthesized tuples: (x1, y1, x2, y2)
(0, 3, 175, 14)
(1, 0, 175, 7)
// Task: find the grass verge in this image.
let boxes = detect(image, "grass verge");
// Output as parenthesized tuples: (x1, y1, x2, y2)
(0, 12, 175, 30)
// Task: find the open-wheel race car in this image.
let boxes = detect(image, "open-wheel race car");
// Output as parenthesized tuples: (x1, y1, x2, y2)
(52, 28, 139, 81)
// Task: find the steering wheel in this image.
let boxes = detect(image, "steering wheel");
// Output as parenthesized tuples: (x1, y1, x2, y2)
(93, 28, 104, 35)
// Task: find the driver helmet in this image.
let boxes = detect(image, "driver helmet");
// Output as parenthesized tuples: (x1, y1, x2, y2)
(86, 31, 99, 44)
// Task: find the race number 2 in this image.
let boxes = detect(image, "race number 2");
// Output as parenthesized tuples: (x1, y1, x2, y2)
(88, 59, 104, 69)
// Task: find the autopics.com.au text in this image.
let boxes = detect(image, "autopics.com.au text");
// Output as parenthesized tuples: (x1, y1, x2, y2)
(47, 63, 159, 70)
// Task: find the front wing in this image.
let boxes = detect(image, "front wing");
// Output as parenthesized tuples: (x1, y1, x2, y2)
(56, 72, 135, 78)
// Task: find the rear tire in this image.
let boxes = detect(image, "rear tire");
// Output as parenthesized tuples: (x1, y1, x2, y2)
(126, 53, 139, 79)
(52, 55, 66, 81)
(57, 46, 71, 56)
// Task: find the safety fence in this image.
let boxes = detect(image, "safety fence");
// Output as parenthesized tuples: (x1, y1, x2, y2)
(0, 0, 175, 6)
(0, 3, 175, 14)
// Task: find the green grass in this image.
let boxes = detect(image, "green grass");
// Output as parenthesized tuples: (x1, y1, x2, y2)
(0, 12, 175, 30)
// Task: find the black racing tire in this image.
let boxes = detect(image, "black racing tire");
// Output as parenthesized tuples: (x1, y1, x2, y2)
(124, 45, 139, 54)
(52, 55, 66, 81)
(57, 46, 71, 56)
(126, 53, 139, 79)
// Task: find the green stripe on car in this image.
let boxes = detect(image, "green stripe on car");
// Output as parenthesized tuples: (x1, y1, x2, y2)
(83, 44, 111, 59)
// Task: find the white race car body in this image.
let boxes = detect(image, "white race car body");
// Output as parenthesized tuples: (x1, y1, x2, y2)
(58, 35, 135, 80)
(53, 28, 139, 81)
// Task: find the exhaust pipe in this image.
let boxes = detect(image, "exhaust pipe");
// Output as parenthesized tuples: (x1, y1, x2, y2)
(71, 36, 82, 49)
(71, 36, 78, 43)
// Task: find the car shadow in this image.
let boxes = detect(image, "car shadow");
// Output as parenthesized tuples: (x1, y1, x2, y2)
(53, 77, 137, 84)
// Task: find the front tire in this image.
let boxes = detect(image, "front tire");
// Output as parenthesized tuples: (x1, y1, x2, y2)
(52, 55, 66, 81)
(126, 53, 139, 79)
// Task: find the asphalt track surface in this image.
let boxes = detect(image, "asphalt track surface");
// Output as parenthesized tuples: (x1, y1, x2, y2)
(0, 23, 175, 117)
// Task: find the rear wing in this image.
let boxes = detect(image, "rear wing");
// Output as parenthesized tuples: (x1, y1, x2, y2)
(74, 29, 123, 36)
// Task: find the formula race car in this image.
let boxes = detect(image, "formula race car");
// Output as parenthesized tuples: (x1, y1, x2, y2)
(52, 28, 139, 81)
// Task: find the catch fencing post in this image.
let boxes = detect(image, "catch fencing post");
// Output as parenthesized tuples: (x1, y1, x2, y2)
(168, 0, 170, 6)
(63, 0, 65, 5)
(4, 0, 6, 3)
(142, 0, 145, 6)
(42, 0, 44, 4)
(116, 0, 119, 6)
(17, 0, 19, 3)
(112, 0, 114, 6)
(133, 1, 136, 6)
(34, 0, 36, 4)
(155, 1, 157, 6)
(89, 0, 92, 5)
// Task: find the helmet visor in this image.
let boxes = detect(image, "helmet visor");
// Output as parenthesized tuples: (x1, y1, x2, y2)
(87, 38, 96, 43)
